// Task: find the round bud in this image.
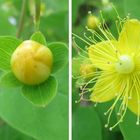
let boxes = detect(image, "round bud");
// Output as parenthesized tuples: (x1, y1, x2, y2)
(11, 40, 53, 85)
(80, 62, 95, 79)
(102, 0, 109, 5)
(87, 15, 99, 29)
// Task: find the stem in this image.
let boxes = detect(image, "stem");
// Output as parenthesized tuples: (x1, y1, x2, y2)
(16, 0, 27, 38)
(34, 0, 41, 31)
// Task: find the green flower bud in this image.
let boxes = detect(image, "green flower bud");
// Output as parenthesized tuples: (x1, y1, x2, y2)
(87, 15, 99, 29)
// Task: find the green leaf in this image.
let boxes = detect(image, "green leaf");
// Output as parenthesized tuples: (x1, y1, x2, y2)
(96, 102, 122, 140)
(72, 105, 102, 140)
(48, 42, 68, 74)
(30, 31, 47, 46)
(0, 37, 22, 71)
(40, 11, 68, 42)
(0, 88, 68, 140)
(96, 101, 119, 131)
(0, 122, 34, 140)
(116, 106, 140, 140)
(44, 0, 67, 12)
(55, 65, 68, 95)
(22, 76, 58, 107)
(0, 72, 22, 88)
(123, 0, 140, 19)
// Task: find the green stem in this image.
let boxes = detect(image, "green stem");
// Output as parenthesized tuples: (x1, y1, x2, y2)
(16, 0, 27, 38)
(34, 0, 41, 31)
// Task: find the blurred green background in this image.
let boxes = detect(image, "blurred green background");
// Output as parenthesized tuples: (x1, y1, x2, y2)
(0, 0, 68, 140)
(72, 0, 140, 140)
(0, 0, 68, 42)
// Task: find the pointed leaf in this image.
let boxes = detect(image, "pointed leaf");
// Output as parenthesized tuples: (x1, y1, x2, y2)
(22, 76, 58, 107)
(40, 11, 68, 42)
(55, 65, 68, 95)
(116, 104, 140, 140)
(0, 63, 68, 140)
(30, 31, 47, 46)
(0, 72, 23, 88)
(73, 106, 102, 140)
(0, 123, 34, 140)
(123, 0, 140, 19)
(0, 88, 68, 140)
(0, 37, 22, 71)
(48, 42, 68, 73)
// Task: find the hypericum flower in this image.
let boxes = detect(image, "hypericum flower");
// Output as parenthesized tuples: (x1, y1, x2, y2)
(88, 19, 140, 130)
(73, 16, 140, 130)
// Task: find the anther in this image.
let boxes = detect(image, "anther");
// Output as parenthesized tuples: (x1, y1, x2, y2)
(128, 96, 132, 99)
(88, 89, 92, 92)
(85, 46, 88, 50)
(104, 124, 108, 128)
(94, 103, 97, 107)
(120, 98, 123, 100)
(85, 26, 89, 30)
(99, 10, 102, 14)
(109, 127, 113, 131)
(136, 121, 139, 125)
(88, 11, 92, 14)
(104, 112, 107, 116)
(117, 112, 121, 116)
(75, 100, 78, 103)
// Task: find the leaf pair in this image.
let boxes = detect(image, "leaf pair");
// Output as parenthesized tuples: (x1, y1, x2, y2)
(0, 32, 68, 107)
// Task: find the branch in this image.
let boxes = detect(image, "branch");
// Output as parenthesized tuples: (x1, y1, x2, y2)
(34, 0, 41, 31)
(16, 0, 27, 38)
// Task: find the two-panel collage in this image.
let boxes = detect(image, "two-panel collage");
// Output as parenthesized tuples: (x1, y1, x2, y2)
(0, 0, 140, 140)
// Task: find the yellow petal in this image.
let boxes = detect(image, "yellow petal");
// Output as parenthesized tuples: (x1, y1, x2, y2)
(90, 71, 119, 102)
(127, 75, 140, 115)
(118, 19, 140, 54)
(88, 41, 118, 70)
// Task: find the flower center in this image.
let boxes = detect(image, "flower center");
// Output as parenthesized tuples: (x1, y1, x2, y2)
(115, 55, 135, 74)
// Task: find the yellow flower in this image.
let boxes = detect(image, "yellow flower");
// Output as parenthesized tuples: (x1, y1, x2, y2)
(88, 19, 140, 130)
